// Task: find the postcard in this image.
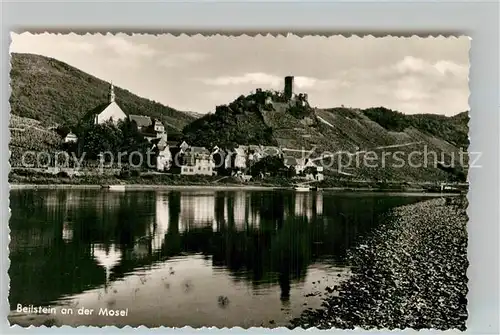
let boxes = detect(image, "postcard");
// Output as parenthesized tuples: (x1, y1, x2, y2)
(8, 33, 470, 330)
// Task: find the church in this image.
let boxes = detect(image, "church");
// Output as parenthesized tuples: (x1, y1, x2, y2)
(84, 82, 127, 125)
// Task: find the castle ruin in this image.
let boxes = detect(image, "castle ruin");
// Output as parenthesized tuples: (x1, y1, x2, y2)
(284, 76, 294, 101)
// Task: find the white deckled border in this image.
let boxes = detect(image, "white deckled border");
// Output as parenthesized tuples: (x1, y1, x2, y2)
(1, 1, 498, 335)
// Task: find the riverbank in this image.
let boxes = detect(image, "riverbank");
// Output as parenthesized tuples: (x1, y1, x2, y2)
(9, 170, 467, 194)
(9, 184, 279, 191)
(9, 184, 465, 197)
(290, 196, 468, 330)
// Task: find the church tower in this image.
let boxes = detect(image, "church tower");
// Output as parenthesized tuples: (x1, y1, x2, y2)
(108, 82, 115, 103)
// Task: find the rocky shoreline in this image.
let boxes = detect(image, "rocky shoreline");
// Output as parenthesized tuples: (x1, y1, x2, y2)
(290, 196, 468, 331)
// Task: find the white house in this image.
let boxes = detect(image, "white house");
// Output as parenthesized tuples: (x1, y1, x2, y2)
(64, 132, 78, 143)
(180, 146, 214, 176)
(296, 158, 324, 181)
(234, 146, 248, 170)
(151, 137, 172, 171)
(153, 119, 165, 134)
(129, 115, 167, 142)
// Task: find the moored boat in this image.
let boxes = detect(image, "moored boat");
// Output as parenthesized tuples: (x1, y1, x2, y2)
(109, 185, 126, 191)
(294, 186, 311, 192)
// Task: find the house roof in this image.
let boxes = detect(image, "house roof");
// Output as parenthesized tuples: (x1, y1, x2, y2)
(140, 131, 158, 138)
(82, 102, 112, 123)
(82, 101, 130, 126)
(129, 114, 152, 128)
(262, 146, 281, 156)
(248, 145, 262, 152)
(190, 146, 210, 155)
(157, 138, 168, 150)
(151, 137, 169, 151)
(235, 146, 248, 154)
(284, 157, 298, 166)
(167, 141, 179, 147)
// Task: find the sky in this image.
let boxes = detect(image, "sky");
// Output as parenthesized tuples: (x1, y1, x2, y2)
(10, 33, 470, 116)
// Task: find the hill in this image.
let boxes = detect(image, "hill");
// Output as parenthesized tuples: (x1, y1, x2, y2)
(9, 114, 63, 167)
(182, 90, 469, 182)
(9, 53, 196, 138)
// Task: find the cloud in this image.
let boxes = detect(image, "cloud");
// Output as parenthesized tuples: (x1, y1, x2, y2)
(9, 33, 469, 116)
(200, 73, 341, 91)
(394, 88, 430, 102)
(394, 56, 468, 79)
(104, 36, 156, 58)
(325, 56, 469, 113)
(158, 52, 209, 68)
(63, 40, 95, 53)
(10, 33, 95, 55)
(201, 72, 282, 87)
(433, 60, 469, 77)
(395, 56, 427, 74)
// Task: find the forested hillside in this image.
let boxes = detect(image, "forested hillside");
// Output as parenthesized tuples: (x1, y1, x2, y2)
(182, 90, 469, 182)
(9, 53, 196, 137)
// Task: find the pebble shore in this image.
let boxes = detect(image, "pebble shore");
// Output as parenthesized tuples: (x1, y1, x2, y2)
(290, 196, 468, 331)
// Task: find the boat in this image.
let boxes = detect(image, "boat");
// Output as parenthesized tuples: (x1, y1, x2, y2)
(294, 186, 311, 192)
(109, 185, 126, 191)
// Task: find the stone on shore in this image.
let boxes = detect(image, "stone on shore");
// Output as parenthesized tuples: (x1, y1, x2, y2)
(290, 196, 468, 331)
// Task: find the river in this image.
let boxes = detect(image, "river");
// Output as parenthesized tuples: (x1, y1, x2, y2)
(8, 188, 438, 328)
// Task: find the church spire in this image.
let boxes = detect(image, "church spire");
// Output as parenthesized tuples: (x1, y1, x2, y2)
(108, 81, 115, 103)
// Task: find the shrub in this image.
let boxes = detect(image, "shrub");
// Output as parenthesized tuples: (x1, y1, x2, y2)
(56, 171, 70, 178)
(119, 167, 131, 179)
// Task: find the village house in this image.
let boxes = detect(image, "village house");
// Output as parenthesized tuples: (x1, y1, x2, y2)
(284, 157, 299, 171)
(223, 144, 283, 173)
(177, 141, 190, 153)
(295, 158, 325, 181)
(168, 142, 215, 176)
(128, 115, 166, 142)
(233, 146, 248, 170)
(150, 137, 172, 171)
(179, 146, 214, 176)
(64, 132, 78, 143)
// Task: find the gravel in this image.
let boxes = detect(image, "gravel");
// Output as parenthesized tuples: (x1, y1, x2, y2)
(290, 196, 468, 331)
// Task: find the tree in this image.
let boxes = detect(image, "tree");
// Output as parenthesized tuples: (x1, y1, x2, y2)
(80, 120, 121, 160)
(303, 166, 318, 178)
(78, 119, 151, 168)
(251, 156, 286, 178)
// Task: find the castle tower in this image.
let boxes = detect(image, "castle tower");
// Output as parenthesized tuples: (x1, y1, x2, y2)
(108, 82, 115, 103)
(284, 76, 294, 101)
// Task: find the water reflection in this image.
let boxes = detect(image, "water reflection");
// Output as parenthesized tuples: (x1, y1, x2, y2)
(9, 189, 432, 326)
(92, 243, 122, 291)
